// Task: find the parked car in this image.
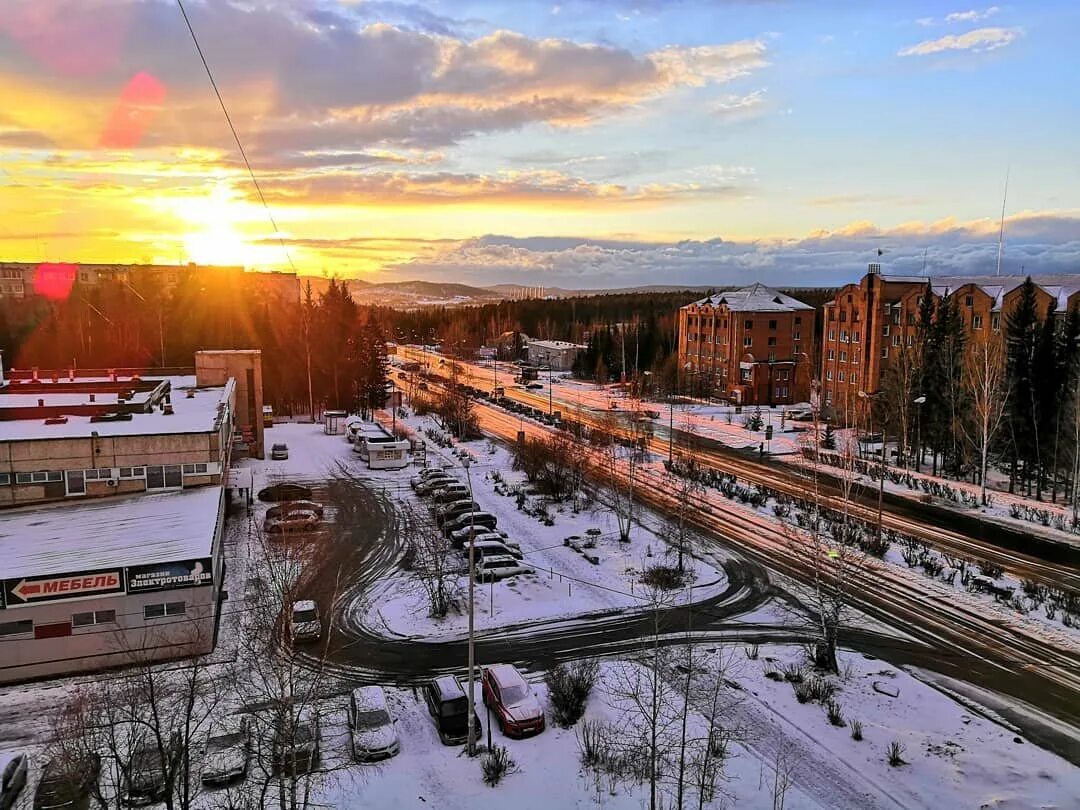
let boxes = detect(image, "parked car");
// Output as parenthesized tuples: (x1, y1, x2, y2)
(469, 540, 524, 561)
(415, 476, 458, 496)
(272, 715, 320, 775)
(33, 754, 100, 810)
(481, 665, 545, 738)
(525, 382, 544, 390)
(122, 733, 180, 806)
(266, 500, 324, 520)
(443, 512, 498, 538)
(0, 754, 27, 810)
(270, 443, 289, 460)
(436, 500, 481, 526)
(449, 528, 509, 549)
(410, 468, 451, 489)
(200, 716, 251, 787)
(475, 555, 534, 582)
(263, 510, 320, 534)
(422, 676, 482, 746)
(348, 687, 401, 762)
(430, 484, 470, 504)
(290, 600, 321, 642)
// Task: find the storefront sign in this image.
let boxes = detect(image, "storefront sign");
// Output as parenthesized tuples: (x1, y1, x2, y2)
(126, 558, 213, 594)
(3, 569, 124, 606)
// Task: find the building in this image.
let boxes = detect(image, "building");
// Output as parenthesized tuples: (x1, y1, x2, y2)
(820, 265, 1074, 418)
(195, 349, 265, 459)
(527, 340, 586, 371)
(677, 284, 815, 406)
(0, 486, 225, 683)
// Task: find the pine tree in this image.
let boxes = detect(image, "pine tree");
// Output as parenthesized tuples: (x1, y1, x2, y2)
(1004, 278, 1040, 494)
(1033, 301, 1061, 498)
(821, 422, 837, 450)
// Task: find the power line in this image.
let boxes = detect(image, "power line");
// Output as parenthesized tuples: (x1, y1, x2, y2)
(174, 0, 297, 273)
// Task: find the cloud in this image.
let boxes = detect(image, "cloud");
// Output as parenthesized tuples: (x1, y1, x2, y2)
(898, 26, 1021, 56)
(380, 211, 1080, 288)
(945, 7, 999, 24)
(710, 88, 766, 117)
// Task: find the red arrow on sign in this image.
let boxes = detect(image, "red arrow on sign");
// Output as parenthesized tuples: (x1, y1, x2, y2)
(11, 572, 121, 602)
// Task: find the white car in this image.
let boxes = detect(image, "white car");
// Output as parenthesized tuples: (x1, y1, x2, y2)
(450, 528, 509, 548)
(264, 510, 320, 534)
(470, 540, 524, 561)
(265, 501, 324, 520)
(475, 555, 534, 582)
(290, 600, 321, 642)
(200, 716, 251, 786)
(348, 686, 401, 762)
(415, 476, 458, 496)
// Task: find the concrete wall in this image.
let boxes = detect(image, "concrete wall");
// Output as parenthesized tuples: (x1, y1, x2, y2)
(196, 351, 263, 459)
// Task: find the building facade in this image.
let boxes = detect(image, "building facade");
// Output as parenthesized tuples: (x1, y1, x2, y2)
(527, 340, 587, 371)
(820, 265, 1072, 418)
(677, 284, 815, 406)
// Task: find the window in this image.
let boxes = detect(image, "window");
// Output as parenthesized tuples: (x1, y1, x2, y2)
(973, 314, 984, 330)
(992, 313, 1001, 331)
(882, 325, 890, 337)
(907, 334, 914, 346)
(838, 371, 845, 382)
(744, 320, 753, 330)
(743, 335, 752, 347)
(965, 295, 973, 307)
(775, 387, 782, 398)
(16, 471, 62, 484)
(852, 331, 860, 343)
(767, 337, 777, 346)
(145, 465, 183, 490)
(828, 330, 836, 341)
(0, 619, 33, 636)
(881, 347, 889, 359)
(768, 353, 777, 362)
(795, 317, 802, 325)
(892, 312, 900, 325)
(840, 351, 847, 362)
(892, 334, 901, 346)
(793, 330, 801, 341)
(840, 311, 847, 323)
(84, 468, 113, 480)
(827, 349, 835, 360)
(907, 313, 916, 326)
(780, 370, 789, 381)
(144, 602, 185, 620)
(15, 473, 31, 485)
(0, 473, 8, 486)
(852, 372, 858, 385)
(769, 319, 777, 330)
(840, 330, 848, 342)
(826, 370, 833, 381)
(72, 610, 116, 628)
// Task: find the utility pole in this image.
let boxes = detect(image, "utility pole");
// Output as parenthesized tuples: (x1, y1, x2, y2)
(463, 458, 477, 756)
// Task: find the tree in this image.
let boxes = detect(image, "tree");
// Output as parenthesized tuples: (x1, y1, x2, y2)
(353, 320, 389, 418)
(408, 514, 462, 618)
(594, 409, 646, 542)
(961, 334, 1009, 505)
(1033, 301, 1062, 498)
(1005, 278, 1041, 494)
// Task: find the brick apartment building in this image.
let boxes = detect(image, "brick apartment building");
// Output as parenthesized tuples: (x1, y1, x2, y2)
(677, 284, 815, 406)
(820, 264, 1075, 418)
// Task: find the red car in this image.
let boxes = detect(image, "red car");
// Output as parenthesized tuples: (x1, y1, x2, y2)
(481, 664, 545, 738)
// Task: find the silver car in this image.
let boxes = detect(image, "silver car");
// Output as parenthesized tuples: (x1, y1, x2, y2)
(200, 716, 251, 786)
(348, 687, 401, 762)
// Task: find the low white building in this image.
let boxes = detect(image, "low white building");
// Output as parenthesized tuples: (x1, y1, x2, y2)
(0, 486, 225, 683)
(526, 340, 587, 371)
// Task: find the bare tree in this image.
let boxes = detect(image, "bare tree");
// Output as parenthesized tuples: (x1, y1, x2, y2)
(961, 334, 1009, 505)
(880, 338, 922, 468)
(770, 734, 797, 810)
(408, 514, 463, 618)
(595, 409, 648, 542)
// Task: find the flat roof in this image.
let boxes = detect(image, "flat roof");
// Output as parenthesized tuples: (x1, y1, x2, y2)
(0, 375, 231, 442)
(0, 486, 223, 579)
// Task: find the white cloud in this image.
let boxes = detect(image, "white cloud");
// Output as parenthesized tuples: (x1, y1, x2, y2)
(898, 26, 1021, 57)
(946, 7, 1000, 24)
(916, 17, 935, 27)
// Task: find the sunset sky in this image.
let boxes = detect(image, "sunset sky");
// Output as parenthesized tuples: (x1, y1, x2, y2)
(1, 0, 1077, 288)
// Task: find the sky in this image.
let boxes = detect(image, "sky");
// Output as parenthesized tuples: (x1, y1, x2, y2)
(0, 0, 1078, 289)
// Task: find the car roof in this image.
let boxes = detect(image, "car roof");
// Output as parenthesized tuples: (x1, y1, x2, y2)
(432, 675, 466, 700)
(486, 663, 527, 689)
(480, 555, 518, 565)
(351, 685, 389, 713)
(293, 599, 317, 611)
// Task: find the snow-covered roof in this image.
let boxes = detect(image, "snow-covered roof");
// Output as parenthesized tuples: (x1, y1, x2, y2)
(0, 375, 232, 442)
(352, 685, 390, 713)
(486, 662, 527, 689)
(530, 340, 586, 350)
(691, 283, 813, 312)
(0, 486, 223, 579)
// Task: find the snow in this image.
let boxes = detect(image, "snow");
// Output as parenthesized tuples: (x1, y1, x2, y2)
(0, 485, 223, 578)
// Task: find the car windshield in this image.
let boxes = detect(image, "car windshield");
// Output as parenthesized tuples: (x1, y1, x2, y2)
(355, 709, 390, 728)
(441, 696, 468, 717)
(293, 609, 318, 623)
(500, 684, 528, 705)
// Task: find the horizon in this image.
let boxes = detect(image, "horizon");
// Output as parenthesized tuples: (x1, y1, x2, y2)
(1, 1, 1078, 288)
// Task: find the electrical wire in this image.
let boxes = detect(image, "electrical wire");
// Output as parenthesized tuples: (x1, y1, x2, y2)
(174, 0, 297, 273)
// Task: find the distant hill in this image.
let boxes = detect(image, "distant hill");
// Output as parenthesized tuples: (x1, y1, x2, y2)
(488, 283, 717, 298)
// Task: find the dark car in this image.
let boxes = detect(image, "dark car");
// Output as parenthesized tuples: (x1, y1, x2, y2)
(272, 715, 320, 775)
(442, 511, 497, 538)
(435, 500, 481, 526)
(33, 754, 101, 810)
(482, 664, 545, 738)
(123, 734, 180, 806)
(423, 676, 482, 746)
(1, 754, 27, 810)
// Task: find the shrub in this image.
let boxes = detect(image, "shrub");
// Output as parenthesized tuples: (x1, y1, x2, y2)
(545, 659, 599, 728)
(577, 719, 611, 768)
(481, 745, 517, 786)
(807, 678, 836, 703)
(793, 681, 812, 704)
(783, 664, 805, 684)
(641, 564, 688, 591)
(743, 644, 760, 660)
(826, 700, 844, 726)
(849, 719, 863, 741)
(978, 559, 1004, 579)
(887, 740, 906, 767)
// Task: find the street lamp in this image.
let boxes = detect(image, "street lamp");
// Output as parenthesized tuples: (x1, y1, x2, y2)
(913, 395, 926, 473)
(858, 390, 886, 544)
(462, 457, 478, 756)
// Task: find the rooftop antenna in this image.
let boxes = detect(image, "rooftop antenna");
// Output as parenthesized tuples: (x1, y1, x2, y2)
(995, 167, 1009, 277)
(921, 247, 928, 274)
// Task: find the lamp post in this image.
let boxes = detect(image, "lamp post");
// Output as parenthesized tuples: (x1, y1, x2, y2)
(913, 395, 926, 472)
(859, 390, 886, 544)
(462, 457, 477, 756)
(548, 365, 554, 415)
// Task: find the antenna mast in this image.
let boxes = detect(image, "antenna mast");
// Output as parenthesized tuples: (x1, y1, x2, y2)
(995, 168, 1009, 277)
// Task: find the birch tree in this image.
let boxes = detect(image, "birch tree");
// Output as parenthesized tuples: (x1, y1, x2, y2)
(961, 335, 1009, 505)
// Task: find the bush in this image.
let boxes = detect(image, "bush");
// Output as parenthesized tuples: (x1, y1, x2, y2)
(849, 719, 863, 741)
(641, 564, 688, 591)
(887, 740, 906, 767)
(783, 664, 805, 683)
(807, 678, 836, 703)
(481, 745, 517, 786)
(744, 644, 759, 660)
(825, 700, 844, 726)
(577, 719, 612, 768)
(545, 659, 599, 728)
(793, 681, 812, 704)
(978, 559, 1004, 579)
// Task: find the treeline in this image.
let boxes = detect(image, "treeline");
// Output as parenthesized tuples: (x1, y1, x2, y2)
(879, 278, 1080, 501)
